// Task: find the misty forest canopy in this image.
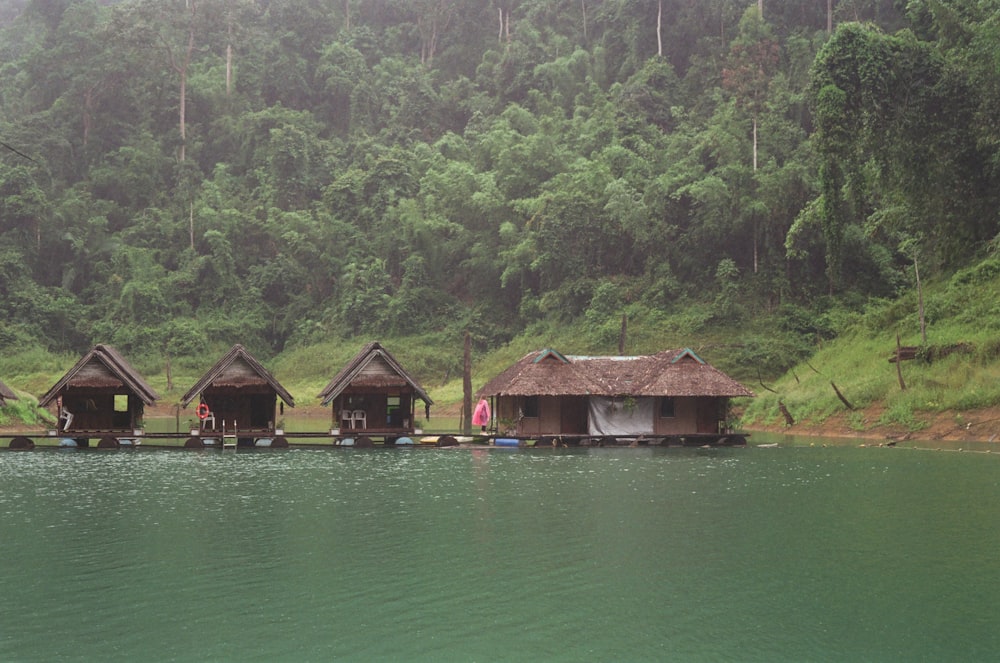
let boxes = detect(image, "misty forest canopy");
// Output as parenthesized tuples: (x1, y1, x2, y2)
(1, 0, 998, 363)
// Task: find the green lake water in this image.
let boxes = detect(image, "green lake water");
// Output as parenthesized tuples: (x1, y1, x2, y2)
(2, 438, 999, 661)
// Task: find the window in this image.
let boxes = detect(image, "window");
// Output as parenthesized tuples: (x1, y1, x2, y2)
(386, 395, 400, 425)
(522, 396, 539, 418)
(113, 394, 130, 429)
(659, 397, 675, 418)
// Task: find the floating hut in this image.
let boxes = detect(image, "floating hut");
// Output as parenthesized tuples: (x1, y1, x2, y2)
(38, 344, 159, 445)
(181, 344, 294, 443)
(0, 379, 17, 407)
(318, 341, 433, 439)
(478, 348, 753, 444)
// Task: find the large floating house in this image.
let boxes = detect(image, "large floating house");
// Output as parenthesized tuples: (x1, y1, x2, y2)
(478, 348, 753, 445)
(181, 344, 294, 446)
(318, 341, 433, 442)
(38, 344, 159, 447)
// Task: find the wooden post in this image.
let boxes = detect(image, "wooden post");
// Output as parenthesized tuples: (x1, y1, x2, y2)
(165, 352, 173, 392)
(896, 333, 907, 391)
(618, 313, 627, 355)
(915, 256, 926, 345)
(462, 331, 472, 435)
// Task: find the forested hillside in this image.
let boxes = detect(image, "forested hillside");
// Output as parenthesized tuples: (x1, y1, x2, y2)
(1, 0, 996, 379)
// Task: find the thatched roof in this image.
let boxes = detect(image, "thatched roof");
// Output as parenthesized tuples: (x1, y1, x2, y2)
(318, 341, 433, 406)
(477, 349, 605, 397)
(181, 344, 295, 408)
(478, 348, 753, 399)
(38, 345, 159, 407)
(0, 379, 18, 404)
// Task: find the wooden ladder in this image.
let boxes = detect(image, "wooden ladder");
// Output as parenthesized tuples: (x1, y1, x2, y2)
(222, 420, 237, 449)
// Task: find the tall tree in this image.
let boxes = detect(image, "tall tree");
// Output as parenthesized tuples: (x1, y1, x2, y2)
(723, 7, 779, 273)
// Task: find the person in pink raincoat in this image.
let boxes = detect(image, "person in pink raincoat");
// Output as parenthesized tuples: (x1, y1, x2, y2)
(472, 399, 491, 432)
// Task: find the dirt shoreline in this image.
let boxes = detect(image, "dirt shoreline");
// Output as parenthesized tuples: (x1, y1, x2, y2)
(744, 405, 1000, 444)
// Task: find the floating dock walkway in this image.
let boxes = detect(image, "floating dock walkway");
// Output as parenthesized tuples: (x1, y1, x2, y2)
(0, 430, 747, 450)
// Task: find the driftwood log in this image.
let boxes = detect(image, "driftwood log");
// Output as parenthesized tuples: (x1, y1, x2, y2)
(888, 342, 975, 363)
(757, 368, 777, 394)
(887, 346, 919, 363)
(831, 381, 854, 410)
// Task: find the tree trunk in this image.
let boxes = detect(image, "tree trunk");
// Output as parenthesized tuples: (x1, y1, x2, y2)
(462, 331, 472, 435)
(164, 2, 197, 162)
(83, 87, 94, 146)
(179, 21, 194, 161)
(419, 2, 454, 67)
(915, 256, 926, 344)
(225, 1, 233, 98)
(827, 0, 833, 33)
(752, 115, 759, 274)
(656, 0, 662, 57)
(778, 401, 794, 426)
(895, 333, 906, 391)
(419, 16, 436, 65)
(618, 313, 627, 355)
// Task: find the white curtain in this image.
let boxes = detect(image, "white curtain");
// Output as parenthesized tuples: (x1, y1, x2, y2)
(588, 397, 655, 436)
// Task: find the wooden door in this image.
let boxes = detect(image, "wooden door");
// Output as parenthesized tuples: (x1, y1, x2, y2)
(561, 397, 589, 434)
(696, 398, 720, 434)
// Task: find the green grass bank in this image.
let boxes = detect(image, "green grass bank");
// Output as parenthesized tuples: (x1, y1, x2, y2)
(5, 257, 1000, 441)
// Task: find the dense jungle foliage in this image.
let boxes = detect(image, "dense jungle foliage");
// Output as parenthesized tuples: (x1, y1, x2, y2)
(1, 0, 998, 383)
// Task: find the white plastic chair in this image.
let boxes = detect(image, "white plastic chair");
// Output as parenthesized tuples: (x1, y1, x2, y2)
(341, 410, 354, 429)
(202, 410, 216, 431)
(352, 409, 367, 429)
(59, 408, 74, 431)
